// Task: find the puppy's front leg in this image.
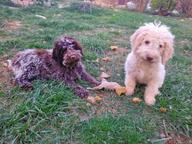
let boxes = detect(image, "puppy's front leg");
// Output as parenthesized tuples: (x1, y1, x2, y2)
(125, 74, 136, 96)
(144, 82, 160, 106)
(79, 65, 100, 86)
(67, 80, 96, 104)
(67, 80, 89, 98)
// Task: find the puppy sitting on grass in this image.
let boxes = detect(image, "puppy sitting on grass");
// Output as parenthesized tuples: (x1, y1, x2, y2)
(124, 23, 174, 105)
(9, 36, 100, 104)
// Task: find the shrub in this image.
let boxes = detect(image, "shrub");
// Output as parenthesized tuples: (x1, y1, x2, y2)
(135, 0, 150, 12)
(151, 0, 177, 16)
(68, 1, 110, 15)
(69, 1, 93, 13)
(177, 0, 192, 17)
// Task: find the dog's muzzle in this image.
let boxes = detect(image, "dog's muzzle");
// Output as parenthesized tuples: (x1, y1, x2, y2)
(63, 53, 81, 67)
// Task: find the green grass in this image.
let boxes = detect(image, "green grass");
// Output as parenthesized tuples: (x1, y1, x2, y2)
(0, 1, 192, 143)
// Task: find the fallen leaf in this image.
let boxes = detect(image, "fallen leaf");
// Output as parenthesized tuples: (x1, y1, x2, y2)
(91, 79, 121, 90)
(132, 97, 142, 104)
(2, 62, 8, 68)
(159, 107, 167, 113)
(102, 57, 111, 62)
(100, 72, 110, 79)
(95, 58, 100, 63)
(95, 96, 103, 101)
(100, 67, 105, 71)
(110, 45, 118, 51)
(86, 96, 96, 104)
(115, 86, 126, 96)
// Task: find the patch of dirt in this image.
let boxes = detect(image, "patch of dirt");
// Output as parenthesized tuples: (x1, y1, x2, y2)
(183, 50, 192, 57)
(177, 40, 191, 45)
(165, 132, 192, 144)
(0, 51, 17, 92)
(3, 20, 22, 31)
(0, 35, 12, 42)
(151, 131, 192, 144)
(71, 27, 128, 38)
(0, 63, 12, 90)
(11, 0, 35, 7)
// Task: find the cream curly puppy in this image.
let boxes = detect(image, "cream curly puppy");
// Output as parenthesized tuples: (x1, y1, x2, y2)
(124, 22, 174, 105)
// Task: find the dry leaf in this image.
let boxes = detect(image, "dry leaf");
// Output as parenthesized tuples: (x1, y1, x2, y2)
(100, 72, 110, 79)
(100, 67, 105, 71)
(102, 57, 111, 62)
(110, 45, 118, 51)
(95, 58, 100, 63)
(2, 62, 8, 68)
(159, 107, 167, 113)
(86, 96, 96, 104)
(115, 86, 126, 96)
(132, 97, 142, 104)
(91, 79, 121, 90)
(95, 96, 103, 101)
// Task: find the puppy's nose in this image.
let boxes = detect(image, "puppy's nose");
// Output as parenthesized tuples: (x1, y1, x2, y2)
(147, 56, 153, 61)
(71, 56, 76, 59)
(71, 55, 79, 62)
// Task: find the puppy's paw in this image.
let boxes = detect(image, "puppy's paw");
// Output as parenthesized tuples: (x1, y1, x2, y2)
(145, 97, 156, 106)
(21, 84, 33, 91)
(126, 87, 134, 96)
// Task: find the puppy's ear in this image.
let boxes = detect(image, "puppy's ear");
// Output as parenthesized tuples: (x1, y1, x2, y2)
(130, 29, 147, 52)
(52, 40, 65, 66)
(162, 39, 174, 65)
(73, 40, 83, 55)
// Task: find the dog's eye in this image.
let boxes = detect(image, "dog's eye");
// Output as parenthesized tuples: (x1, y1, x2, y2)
(159, 44, 163, 48)
(145, 40, 150, 45)
(62, 46, 67, 50)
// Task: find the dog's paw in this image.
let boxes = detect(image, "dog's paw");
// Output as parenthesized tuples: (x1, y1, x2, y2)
(126, 87, 134, 96)
(21, 83, 33, 91)
(145, 97, 156, 106)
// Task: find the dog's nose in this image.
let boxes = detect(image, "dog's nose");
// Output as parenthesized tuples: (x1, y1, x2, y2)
(146, 56, 153, 61)
(71, 56, 76, 59)
(70, 55, 79, 62)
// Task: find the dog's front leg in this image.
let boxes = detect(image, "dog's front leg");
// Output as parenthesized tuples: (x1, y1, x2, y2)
(79, 66, 100, 86)
(144, 82, 160, 106)
(66, 80, 96, 104)
(67, 80, 89, 98)
(125, 74, 136, 96)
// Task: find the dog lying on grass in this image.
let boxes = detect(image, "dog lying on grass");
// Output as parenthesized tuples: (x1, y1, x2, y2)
(124, 22, 174, 105)
(9, 36, 100, 103)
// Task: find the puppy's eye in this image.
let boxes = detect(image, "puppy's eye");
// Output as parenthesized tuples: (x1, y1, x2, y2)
(145, 40, 150, 45)
(62, 46, 67, 50)
(159, 44, 163, 48)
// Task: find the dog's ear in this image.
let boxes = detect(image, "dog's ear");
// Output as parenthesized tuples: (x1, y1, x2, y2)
(52, 39, 65, 66)
(130, 29, 147, 52)
(73, 40, 83, 55)
(64, 36, 83, 55)
(162, 39, 174, 65)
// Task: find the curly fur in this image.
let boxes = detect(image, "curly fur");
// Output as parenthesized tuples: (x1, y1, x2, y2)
(10, 36, 100, 98)
(124, 22, 174, 105)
